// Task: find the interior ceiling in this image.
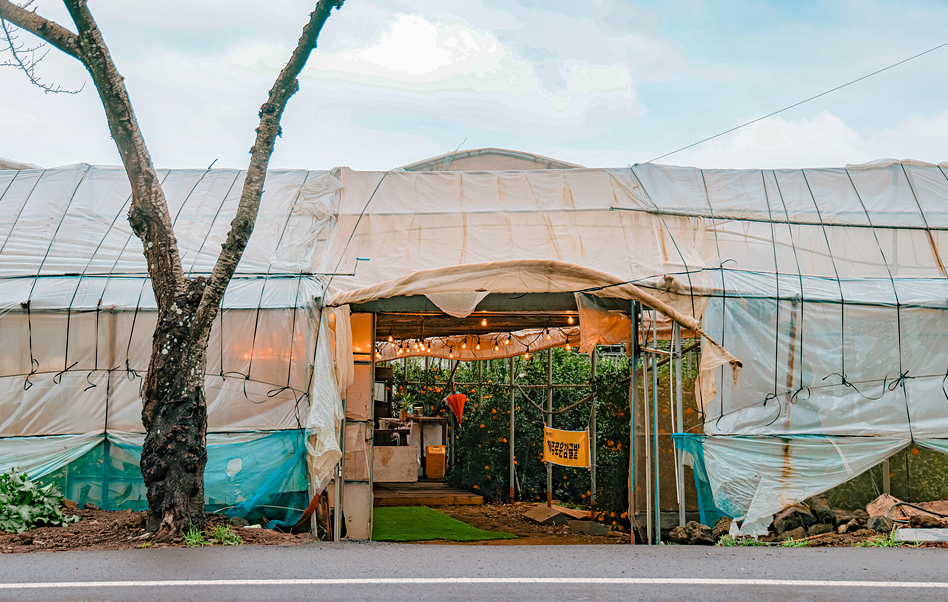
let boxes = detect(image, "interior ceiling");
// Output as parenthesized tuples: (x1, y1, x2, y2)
(374, 311, 576, 341)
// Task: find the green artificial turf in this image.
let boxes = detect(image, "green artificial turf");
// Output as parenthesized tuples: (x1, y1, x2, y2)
(372, 506, 517, 542)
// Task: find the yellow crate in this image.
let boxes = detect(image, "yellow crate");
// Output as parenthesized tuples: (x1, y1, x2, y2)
(425, 445, 447, 479)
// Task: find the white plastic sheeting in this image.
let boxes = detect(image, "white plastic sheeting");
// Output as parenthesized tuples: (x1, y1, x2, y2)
(6, 158, 948, 530)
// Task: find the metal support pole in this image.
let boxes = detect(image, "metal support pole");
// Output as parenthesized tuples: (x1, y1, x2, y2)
(334, 397, 347, 542)
(643, 343, 652, 545)
(629, 301, 638, 544)
(509, 355, 516, 502)
(546, 348, 553, 507)
(675, 323, 685, 528)
(590, 346, 598, 505)
(651, 313, 661, 543)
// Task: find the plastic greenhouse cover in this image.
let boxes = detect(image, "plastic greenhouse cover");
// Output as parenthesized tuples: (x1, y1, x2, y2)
(677, 435, 908, 537)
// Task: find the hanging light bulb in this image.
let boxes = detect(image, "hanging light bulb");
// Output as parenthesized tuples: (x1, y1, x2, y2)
(493, 342, 500, 352)
(390, 340, 396, 348)
(545, 329, 552, 341)
(461, 340, 467, 349)
(567, 315, 574, 325)
(505, 334, 511, 345)
(565, 341, 572, 351)
(524, 346, 531, 360)
(388, 335, 393, 342)
(427, 341, 431, 353)
(449, 347, 454, 359)
(475, 338, 481, 351)
(481, 318, 487, 327)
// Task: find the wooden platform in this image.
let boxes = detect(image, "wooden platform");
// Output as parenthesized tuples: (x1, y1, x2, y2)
(373, 481, 483, 507)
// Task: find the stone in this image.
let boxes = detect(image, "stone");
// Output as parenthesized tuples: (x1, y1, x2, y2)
(808, 497, 834, 525)
(712, 517, 733, 540)
(909, 515, 941, 529)
(774, 504, 815, 534)
(838, 519, 860, 534)
(229, 516, 250, 528)
(84, 503, 100, 511)
(62, 499, 77, 509)
(686, 522, 716, 546)
(852, 509, 869, 525)
(831, 508, 855, 526)
(867, 515, 894, 533)
(669, 526, 689, 544)
(808, 523, 834, 537)
(779, 526, 807, 541)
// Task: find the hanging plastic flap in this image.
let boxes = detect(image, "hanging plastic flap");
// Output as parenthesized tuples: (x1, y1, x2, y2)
(0, 432, 102, 479)
(425, 291, 490, 318)
(304, 307, 345, 489)
(686, 435, 908, 537)
(574, 293, 633, 353)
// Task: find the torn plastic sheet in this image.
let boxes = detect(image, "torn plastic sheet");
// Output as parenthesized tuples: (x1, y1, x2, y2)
(674, 434, 908, 537)
(304, 307, 345, 489)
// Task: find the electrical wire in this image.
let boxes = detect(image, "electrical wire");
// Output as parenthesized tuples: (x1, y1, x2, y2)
(648, 40, 948, 163)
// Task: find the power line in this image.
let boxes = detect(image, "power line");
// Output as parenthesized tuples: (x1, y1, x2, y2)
(648, 40, 948, 163)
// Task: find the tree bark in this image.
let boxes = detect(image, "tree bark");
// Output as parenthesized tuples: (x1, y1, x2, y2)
(1, 0, 344, 540)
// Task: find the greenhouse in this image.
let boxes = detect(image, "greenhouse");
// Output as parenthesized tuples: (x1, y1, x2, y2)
(3, 150, 948, 540)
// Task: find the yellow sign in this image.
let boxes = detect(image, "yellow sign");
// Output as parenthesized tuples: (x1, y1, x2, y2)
(542, 427, 590, 468)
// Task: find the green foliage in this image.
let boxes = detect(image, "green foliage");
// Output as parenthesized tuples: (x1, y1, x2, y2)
(390, 348, 634, 532)
(852, 528, 903, 548)
(718, 534, 736, 546)
(0, 468, 80, 534)
(209, 524, 243, 546)
(183, 525, 208, 547)
(738, 537, 770, 546)
(782, 537, 808, 547)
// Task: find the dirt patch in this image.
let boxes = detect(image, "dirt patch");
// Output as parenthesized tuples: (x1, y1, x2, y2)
(0, 508, 310, 554)
(426, 502, 631, 545)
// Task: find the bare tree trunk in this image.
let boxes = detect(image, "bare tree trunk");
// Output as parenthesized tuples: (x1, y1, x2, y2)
(1, 0, 344, 540)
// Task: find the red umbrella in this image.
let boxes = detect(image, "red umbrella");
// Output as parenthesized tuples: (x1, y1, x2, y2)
(445, 393, 467, 427)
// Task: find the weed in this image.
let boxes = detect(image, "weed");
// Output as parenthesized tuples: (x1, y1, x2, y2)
(209, 524, 243, 546)
(738, 537, 770, 547)
(718, 534, 736, 547)
(853, 528, 903, 548)
(138, 542, 151, 549)
(183, 526, 208, 547)
(782, 537, 807, 548)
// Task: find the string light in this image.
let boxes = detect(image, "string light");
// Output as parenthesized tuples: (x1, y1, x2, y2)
(545, 329, 551, 341)
(505, 334, 511, 345)
(388, 335, 393, 342)
(461, 340, 467, 349)
(475, 338, 481, 351)
(567, 315, 574, 325)
(427, 342, 431, 353)
(494, 342, 500, 352)
(448, 347, 454, 359)
(481, 318, 487, 327)
(524, 346, 531, 360)
(565, 341, 572, 351)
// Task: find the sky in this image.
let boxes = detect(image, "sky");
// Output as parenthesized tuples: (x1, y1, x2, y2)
(1, 0, 947, 170)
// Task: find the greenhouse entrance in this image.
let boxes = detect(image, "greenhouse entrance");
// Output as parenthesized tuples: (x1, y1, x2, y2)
(331, 292, 707, 543)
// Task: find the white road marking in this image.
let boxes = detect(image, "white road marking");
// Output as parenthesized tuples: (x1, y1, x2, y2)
(0, 578, 947, 589)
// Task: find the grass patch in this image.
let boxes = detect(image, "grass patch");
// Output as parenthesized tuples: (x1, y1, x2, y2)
(372, 506, 516, 542)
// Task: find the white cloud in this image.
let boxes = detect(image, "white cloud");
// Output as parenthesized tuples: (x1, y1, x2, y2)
(659, 110, 948, 169)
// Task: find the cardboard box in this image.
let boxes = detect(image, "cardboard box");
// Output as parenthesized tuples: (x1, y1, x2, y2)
(425, 445, 447, 479)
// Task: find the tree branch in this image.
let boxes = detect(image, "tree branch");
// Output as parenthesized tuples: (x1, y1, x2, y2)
(194, 0, 344, 331)
(1, 16, 84, 94)
(0, 0, 80, 58)
(62, 0, 186, 308)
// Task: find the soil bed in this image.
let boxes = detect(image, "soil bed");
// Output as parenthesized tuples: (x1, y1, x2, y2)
(0, 508, 308, 554)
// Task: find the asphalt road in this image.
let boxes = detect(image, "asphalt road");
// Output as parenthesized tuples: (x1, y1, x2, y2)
(1, 542, 946, 602)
